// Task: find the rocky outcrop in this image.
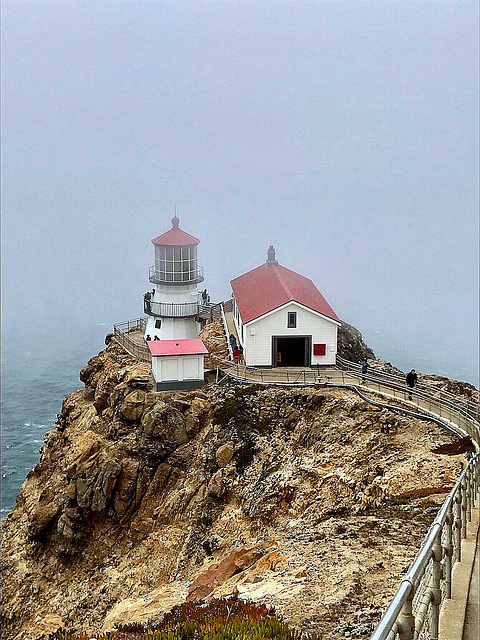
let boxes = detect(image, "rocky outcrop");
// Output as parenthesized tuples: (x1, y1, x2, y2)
(200, 320, 229, 364)
(420, 374, 479, 400)
(0, 339, 472, 640)
(337, 322, 375, 363)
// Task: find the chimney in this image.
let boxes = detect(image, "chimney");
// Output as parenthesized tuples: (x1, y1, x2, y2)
(266, 245, 278, 266)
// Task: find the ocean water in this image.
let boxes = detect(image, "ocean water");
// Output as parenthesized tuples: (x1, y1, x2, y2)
(1, 321, 478, 519)
(1, 322, 109, 518)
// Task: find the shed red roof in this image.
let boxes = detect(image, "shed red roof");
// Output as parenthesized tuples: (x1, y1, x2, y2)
(152, 216, 200, 246)
(231, 263, 340, 324)
(148, 338, 208, 357)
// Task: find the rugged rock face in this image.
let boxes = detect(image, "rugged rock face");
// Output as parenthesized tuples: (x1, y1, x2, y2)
(337, 322, 375, 363)
(200, 320, 229, 364)
(0, 340, 470, 640)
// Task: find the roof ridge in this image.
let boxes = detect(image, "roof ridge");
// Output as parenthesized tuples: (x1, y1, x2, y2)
(273, 264, 295, 300)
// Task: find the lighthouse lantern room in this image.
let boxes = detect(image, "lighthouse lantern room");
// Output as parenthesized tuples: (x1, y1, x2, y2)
(144, 216, 204, 342)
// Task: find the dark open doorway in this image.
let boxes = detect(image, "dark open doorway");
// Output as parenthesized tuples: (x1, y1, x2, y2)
(272, 336, 311, 367)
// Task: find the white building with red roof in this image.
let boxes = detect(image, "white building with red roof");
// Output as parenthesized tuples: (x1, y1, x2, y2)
(148, 338, 208, 391)
(230, 247, 340, 367)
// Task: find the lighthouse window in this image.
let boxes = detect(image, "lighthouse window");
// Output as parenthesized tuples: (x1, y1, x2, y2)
(155, 319, 162, 329)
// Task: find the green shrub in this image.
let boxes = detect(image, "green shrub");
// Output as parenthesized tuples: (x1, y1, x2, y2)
(50, 595, 320, 640)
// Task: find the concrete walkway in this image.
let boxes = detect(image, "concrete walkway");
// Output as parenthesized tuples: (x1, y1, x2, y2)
(224, 311, 239, 342)
(462, 521, 479, 640)
(439, 506, 479, 640)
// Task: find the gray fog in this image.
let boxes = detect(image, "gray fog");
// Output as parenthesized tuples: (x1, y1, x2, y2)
(2, 0, 479, 385)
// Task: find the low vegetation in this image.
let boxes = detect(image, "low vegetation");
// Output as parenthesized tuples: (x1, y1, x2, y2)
(50, 596, 317, 640)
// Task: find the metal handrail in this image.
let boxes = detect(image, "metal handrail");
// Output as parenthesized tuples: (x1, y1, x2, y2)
(336, 355, 474, 403)
(336, 355, 479, 421)
(370, 456, 479, 640)
(113, 318, 150, 362)
(330, 359, 479, 640)
(220, 359, 477, 419)
(114, 317, 147, 333)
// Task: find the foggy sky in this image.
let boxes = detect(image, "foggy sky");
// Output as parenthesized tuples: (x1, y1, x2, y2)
(2, 0, 479, 384)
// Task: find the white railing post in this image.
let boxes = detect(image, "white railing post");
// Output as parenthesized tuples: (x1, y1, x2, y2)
(454, 489, 462, 563)
(397, 595, 415, 640)
(443, 505, 453, 599)
(461, 476, 468, 541)
(466, 466, 472, 522)
(430, 531, 442, 639)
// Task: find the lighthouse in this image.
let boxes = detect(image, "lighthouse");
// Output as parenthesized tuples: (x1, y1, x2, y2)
(144, 215, 204, 341)
(144, 216, 208, 391)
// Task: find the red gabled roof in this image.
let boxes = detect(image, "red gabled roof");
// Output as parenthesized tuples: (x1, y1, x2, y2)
(148, 338, 208, 357)
(231, 263, 340, 324)
(152, 216, 200, 246)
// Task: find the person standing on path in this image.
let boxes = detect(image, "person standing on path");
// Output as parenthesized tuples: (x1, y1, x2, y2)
(361, 359, 369, 383)
(406, 369, 418, 400)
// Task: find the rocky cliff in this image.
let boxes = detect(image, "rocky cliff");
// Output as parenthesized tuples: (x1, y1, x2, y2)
(0, 338, 472, 640)
(337, 322, 375, 363)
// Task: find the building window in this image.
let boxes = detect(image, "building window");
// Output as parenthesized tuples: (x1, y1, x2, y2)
(314, 343, 326, 356)
(155, 319, 162, 329)
(287, 312, 297, 328)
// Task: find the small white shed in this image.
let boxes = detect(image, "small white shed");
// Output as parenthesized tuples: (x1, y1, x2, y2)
(231, 247, 340, 368)
(148, 339, 208, 391)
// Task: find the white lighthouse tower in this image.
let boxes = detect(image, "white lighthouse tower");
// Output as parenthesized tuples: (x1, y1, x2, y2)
(144, 215, 204, 341)
(143, 217, 209, 391)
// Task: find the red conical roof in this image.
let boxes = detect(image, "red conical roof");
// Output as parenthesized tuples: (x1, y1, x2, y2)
(152, 216, 200, 246)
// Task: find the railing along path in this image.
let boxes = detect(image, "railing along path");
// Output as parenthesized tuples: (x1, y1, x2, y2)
(113, 318, 150, 362)
(218, 357, 479, 640)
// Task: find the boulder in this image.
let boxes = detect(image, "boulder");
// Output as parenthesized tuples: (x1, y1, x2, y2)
(208, 470, 225, 497)
(337, 321, 375, 363)
(29, 502, 60, 537)
(187, 547, 266, 601)
(76, 477, 94, 509)
(91, 460, 122, 512)
(57, 513, 75, 541)
(119, 390, 146, 423)
(216, 443, 235, 467)
(185, 414, 200, 437)
(140, 405, 188, 455)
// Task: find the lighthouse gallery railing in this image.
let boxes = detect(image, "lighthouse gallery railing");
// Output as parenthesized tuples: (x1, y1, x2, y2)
(144, 299, 199, 318)
(148, 264, 204, 285)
